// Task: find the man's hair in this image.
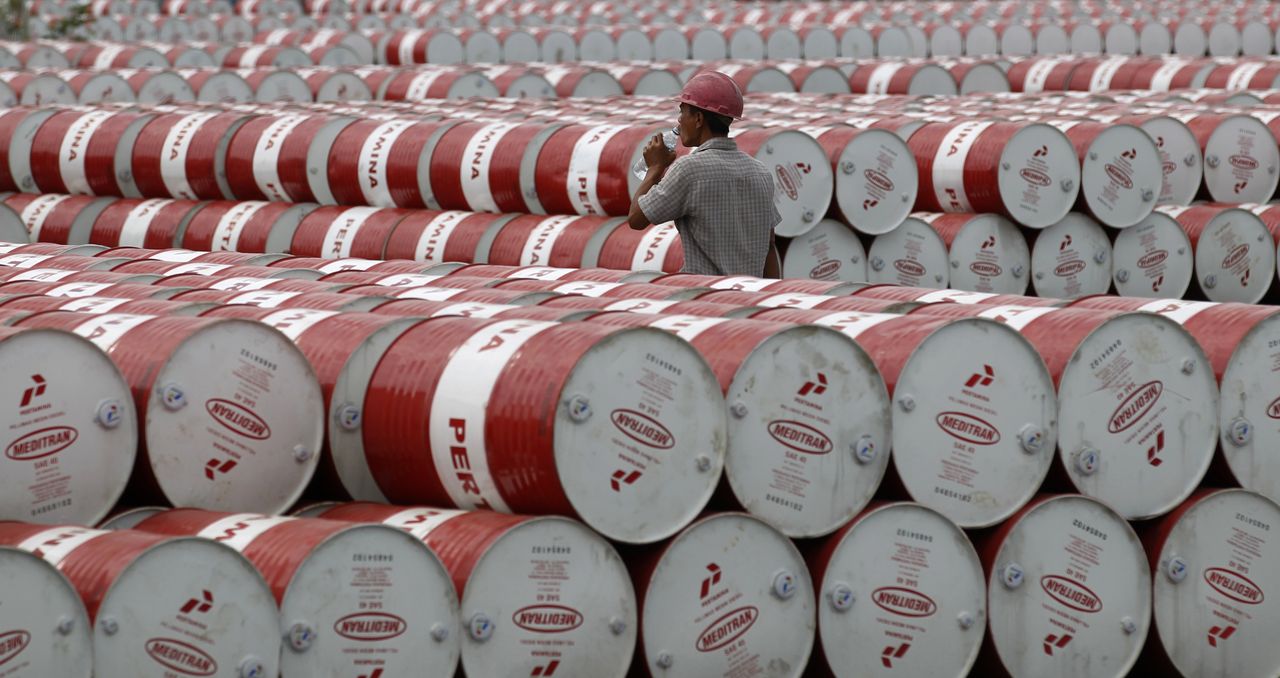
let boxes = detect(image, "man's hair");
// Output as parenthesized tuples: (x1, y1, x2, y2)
(706, 111, 732, 135)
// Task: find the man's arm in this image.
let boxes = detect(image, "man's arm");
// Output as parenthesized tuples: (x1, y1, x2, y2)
(763, 230, 781, 278)
(628, 133, 681, 230)
(628, 165, 668, 230)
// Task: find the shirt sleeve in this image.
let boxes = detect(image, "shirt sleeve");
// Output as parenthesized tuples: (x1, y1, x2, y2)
(638, 158, 693, 226)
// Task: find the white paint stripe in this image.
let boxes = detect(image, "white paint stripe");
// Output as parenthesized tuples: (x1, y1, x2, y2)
(1136, 298, 1218, 324)
(47, 282, 112, 297)
(933, 120, 993, 213)
(253, 115, 307, 203)
(149, 250, 204, 263)
(321, 207, 381, 259)
(196, 514, 296, 552)
(430, 302, 515, 318)
(811, 311, 899, 338)
(380, 507, 466, 540)
(165, 263, 232, 276)
(259, 308, 342, 340)
(18, 526, 105, 567)
(552, 281, 623, 296)
(507, 266, 574, 280)
(1227, 62, 1266, 90)
(159, 112, 217, 200)
(20, 194, 73, 241)
(59, 110, 113, 195)
(631, 223, 679, 271)
(602, 299, 681, 313)
(317, 258, 380, 274)
(915, 289, 1000, 303)
(208, 277, 277, 292)
(974, 305, 1057, 331)
(568, 125, 626, 215)
(757, 293, 831, 309)
(866, 62, 906, 94)
(396, 286, 466, 301)
(117, 199, 176, 247)
(210, 202, 268, 252)
(373, 273, 443, 287)
(8, 269, 76, 282)
(405, 69, 445, 100)
(358, 120, 416, 207)
(71, 313, 155, 351)
(1088, 58, 1126, 92)
(645, 314, 730, 341)
(1150, 60, 1187, 92)
(520, 215, 579, 265)
(460, 122, 519, 212)
(430, 320, 559, 511)
(228, 290, 302, 308)
(413, 211, 471, 263)
(1022, 58, 1061, 93)
(92, 44, 127, 69)
(0, 254, 52, 269)
(57, 297, 132, 313)
(710, 276, 772, 291)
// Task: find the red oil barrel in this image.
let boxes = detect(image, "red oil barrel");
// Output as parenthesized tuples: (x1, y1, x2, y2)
(0, 523, 280, 678)
(14, 312, 324, 514)
(868, 214, 950, 288)
(133, 508, 460, 678)
(629, 512, 815, 677)
(1111, 209, 1195, 298)
(806, 502, 986, 678)
(311, 504, 637, 678)
(587, 312, 890, 537)
(1029, 212, 1113, 299)
(980, 495, 1150, 677)
(0, 326, 135, 527)
(361, 316, 727, 544)
(0, 546, 91, 675)
(1144, 489, 1280, 678)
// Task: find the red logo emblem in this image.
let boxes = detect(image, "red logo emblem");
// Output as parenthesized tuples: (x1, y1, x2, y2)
(334, 612, 408, 641)
(1137, 250, 1168, 269)
(1230, 154, 1259, 170)
(894, 259, 926, 277)
(1204, 568, 1264, 605)
(1222, 244, 1250, 269)
(864, 168, 894, 192)
(695, 606, 758, 652)
(5, 426, 77, 461)
(809, 260, 841, 279)
(145, 638, 217, 676)
(512, 605, 584, 634)
(872, 587, 937, 618)
(1054, 260, 1087, 277)
(1040, 575, 1103, 613)
(1104, 164, 1133, 189)
(969, 261, 1002, 277)
(1107, 381, 1163, 434)
(1020, 168, 1051, 187)
(610, 409, 674, 449)
(767, 420, 832, 455)
(936, 412, 1001, 445)
(205, 399, 271, 440)
(0, 631, 30, 668)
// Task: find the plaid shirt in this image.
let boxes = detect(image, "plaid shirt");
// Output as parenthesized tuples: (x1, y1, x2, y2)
(638, 137, 781, 276)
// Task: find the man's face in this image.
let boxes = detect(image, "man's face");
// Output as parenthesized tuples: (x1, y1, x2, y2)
(677, 104, 700, 147)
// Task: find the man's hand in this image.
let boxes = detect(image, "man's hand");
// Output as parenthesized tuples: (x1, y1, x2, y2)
(643, 133, 676, 171)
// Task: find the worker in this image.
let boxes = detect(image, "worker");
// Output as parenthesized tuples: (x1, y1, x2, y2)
(628, 71, 782, 277)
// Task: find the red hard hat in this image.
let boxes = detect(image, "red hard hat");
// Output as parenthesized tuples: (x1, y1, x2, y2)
(677, 70, 745, 120)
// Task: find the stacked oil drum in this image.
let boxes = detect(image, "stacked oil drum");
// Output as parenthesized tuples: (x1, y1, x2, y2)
(4, 0, 1280, 677)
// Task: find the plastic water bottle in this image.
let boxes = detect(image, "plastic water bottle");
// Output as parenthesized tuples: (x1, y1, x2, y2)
(632, 127, 679, 180)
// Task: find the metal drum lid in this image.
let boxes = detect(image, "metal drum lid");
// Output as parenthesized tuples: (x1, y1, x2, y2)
(719, 323, 889, 537)
(434, 513, 636, 677)
(638, 513, 815, 678)
(735, 129, 832, 234)
(551, 326, 726, 542)
(1111, 211, 1194, 298)
(781, 218, 867, 283)
(1031, 212, 1113, 299)
(0, 328, 136, 526)
(1191, 207, 1274, 303)
(831, 128, 917, 235)
(998, 124, 1080, 228)
(17, 529, 282, 678)
(1050, 312, 1217, 519)
(0, 545, 91, 676)
(814, 503, 984, 678)
(1202, 114, 1280, 205)
(1076, 124, 1161, 229)
(1139, 116, 1203, 205)
(886, 318, 1056, 527)
(867, 215, 949, 288)
(936, 213, 1030, 294)
(1216, 313, 1280, 504)
(96, 505, 163, 529)
(254, 520, 459, 677)
(139, 318, 324, 513)
(987, 495, 1150, 678)
(1151, 489, 1280, 678)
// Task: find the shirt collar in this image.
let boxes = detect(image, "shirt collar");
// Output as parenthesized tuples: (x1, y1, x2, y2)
(693, 137, 738, 153)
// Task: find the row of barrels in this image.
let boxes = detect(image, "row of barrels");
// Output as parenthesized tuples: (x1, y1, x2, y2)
(9, 188, 1280, 305)
(0, 242, 1278, 674)
(11, 490, 1275, 677)
(43, 0, 1280, 61)
(1, 91, 1277, 236)
(0, 240, 1278, 528)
